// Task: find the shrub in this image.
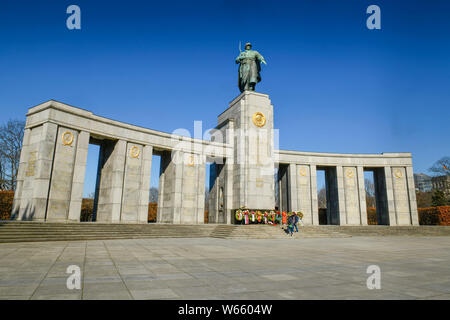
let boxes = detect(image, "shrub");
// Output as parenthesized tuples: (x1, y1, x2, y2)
(80, 198, 94, 221)
(367, 207, 377, 225)
(204, 210, 208, 224)
(0, 191, 14, 220)
(419, 206, 450, 226)
(148, 202, 157, 222)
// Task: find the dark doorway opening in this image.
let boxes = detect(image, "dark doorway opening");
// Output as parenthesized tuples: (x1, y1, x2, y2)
(148, 153, 161, 223)
(317, 166, 340, 225)
(364, 168, 389, 225)
(80, 139, 101, 222)
(277, 164, 290, 212)
(209, 159, 224, 223)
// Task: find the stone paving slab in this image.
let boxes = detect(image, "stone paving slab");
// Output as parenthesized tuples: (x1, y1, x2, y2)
(0, 236, 449, 300)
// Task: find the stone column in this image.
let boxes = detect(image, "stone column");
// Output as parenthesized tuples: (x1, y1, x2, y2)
(391, 167, 413, 225)
(224, 120, 235, 225)
(11, 128, 31, 220)
(296, 164, 313, 225)
(137, 145, 153, 223)
(383, 166, 397, 226)
(196, 154, 206, 224)
(96, 139, 126, 223)
(14, 123, 58, 221)
(405, 166, 419, 225)
(157, 153, 166, 223)
(46, 127, 80, 221)
(158, 150, 183, 223)
(342, 166, 361, 225)
(309, 165, 319, 225)
(224, 158, 234, 224)
(159, 150, 206, 224)
(336, 165, 346, 225)
(208, 162, 219, 223)
(180, 152, 203, 224)
(120, 143, 152, 223)
(68, 131, 90, 222)
(357, 166, 368, 225)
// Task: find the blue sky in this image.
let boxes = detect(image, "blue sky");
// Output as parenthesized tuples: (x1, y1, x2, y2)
(0, 0, 449, 195)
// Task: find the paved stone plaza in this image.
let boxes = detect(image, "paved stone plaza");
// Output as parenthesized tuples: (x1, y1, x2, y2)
(0, 236, 449, 300)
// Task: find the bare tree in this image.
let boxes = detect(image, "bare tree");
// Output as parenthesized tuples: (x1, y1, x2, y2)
(318, 187, 327, 208)
(149, 187, 158, 203)
(0, 161, 6, 190)
(429, 156, 450, 176)
(365, 178, 376, 208)
(0, 119, 25, 190)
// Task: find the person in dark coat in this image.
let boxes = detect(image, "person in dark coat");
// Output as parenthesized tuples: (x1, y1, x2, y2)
(287, 214, 295, 236)
(293, 212, 300, 233)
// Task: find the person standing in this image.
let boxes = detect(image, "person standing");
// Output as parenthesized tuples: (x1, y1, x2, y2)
(293, 212, 299, 233)
(287, 214, 295, 236)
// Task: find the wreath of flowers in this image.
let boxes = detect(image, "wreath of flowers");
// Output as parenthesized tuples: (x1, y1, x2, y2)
(256, 211, 262, 222)
(275, 211, 282, 222)
(250, 211, 256, 222)
(235, 209, 298, 224)
(235, 210, 243, 221)
(243, 210, 250, 224)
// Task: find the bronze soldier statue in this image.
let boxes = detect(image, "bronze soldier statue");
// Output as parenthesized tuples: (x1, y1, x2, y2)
(235, 42, 267, 92)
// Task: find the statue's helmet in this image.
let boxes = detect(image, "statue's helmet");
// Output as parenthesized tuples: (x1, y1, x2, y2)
(245, 42, 252, 49)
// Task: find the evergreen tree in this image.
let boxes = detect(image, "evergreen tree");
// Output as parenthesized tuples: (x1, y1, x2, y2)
(431, 190, 447, 207)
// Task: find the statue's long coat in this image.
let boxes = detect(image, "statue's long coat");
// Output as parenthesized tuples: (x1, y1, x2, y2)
(236, 50, 264, 92)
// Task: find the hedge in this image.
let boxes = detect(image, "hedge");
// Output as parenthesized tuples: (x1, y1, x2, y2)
(367, 207, 377, 225)
(148, 202, 157, 222)
(418, 206, 450, 226)
(0, 191, 14, 220)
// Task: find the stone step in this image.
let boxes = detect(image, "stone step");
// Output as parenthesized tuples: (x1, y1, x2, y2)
(0, 222, 448, 243)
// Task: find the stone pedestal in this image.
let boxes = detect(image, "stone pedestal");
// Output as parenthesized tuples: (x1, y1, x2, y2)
(217, 91, 275, 212)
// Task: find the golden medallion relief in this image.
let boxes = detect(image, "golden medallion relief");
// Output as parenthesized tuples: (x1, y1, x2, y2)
(130, 146, 140, 159)
(394, 168, 403, 178)
(346, 169, 354, 178)
(299, 167, 307, 176)
(187, 155, 195, 167)
(62, 131, 74, 146)
(252, 112, 266, 128)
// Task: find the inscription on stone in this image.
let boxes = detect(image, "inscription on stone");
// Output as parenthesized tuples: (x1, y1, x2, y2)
(185, 166, 195, 177)
(256, 178, 264, 188)
(25, 151, 37, 177)
(184, 194, 195, 201)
